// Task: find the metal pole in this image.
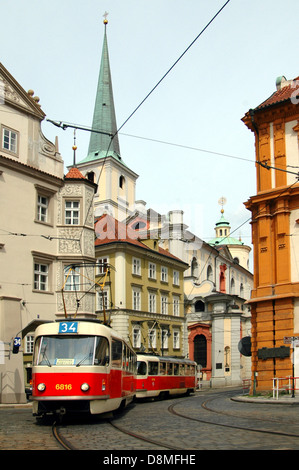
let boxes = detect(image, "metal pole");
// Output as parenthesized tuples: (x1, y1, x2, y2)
(292, 338, 295, 398)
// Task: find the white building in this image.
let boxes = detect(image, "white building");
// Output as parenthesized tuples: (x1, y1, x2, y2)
(0, 63, 96, 403)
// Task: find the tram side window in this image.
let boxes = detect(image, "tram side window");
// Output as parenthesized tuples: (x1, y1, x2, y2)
(148, 361, 159, 375)
(124, 344, 132, 371)
(190, 365, 195, 375)
(137, 361, 147, 375)
(160, 362, 166, 375)
(180, 364, 185, 376)
(94, 337, 109, 365)
(123, 344, 127, 370)
(129, 349, 135, 373)
(173, 363, 179, 375)
(111, 339, 122, 368)
(167, 363, 173, 375)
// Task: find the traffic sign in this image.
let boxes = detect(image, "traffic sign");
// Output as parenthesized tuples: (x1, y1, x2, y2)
(12, 336, 21, 354)
(284, 336, 299, 346)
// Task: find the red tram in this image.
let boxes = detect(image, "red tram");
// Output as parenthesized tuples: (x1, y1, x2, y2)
(136, 354, 197, 399)
(32, 320, 136, 418)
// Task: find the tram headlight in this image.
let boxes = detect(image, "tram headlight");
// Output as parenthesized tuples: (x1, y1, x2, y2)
(37, 383, 46, 392)
(81, 383, 90, 392)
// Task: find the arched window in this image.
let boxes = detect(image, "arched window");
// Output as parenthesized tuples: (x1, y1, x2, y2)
(207, 265, 213, 281)
(240, 283, 244, 298)
(191, 257, 199, 278)
(219, 264, 227, 293)
(230, 278, 235, 295)
(194, 335, 207, 368)
(119, 175, 125, 189)
(194, 300, 205, 312)
(86, 171, 95, 183)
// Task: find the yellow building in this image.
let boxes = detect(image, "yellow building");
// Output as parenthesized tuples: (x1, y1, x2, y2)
(243, 76, 299, 393)
(95, 214, 188, 356)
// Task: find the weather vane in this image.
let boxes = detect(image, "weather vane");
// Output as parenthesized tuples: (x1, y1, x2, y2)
(103, 11, 109, 24)
(218, 196, 227, 214)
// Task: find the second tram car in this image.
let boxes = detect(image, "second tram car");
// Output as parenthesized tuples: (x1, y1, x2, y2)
(136, 354, 197, 399)
(32, 320, 136, 418)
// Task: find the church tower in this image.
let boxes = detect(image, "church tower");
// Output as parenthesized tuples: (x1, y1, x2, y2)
(209, 199, 251, 271)
(76, 16, 138, 221)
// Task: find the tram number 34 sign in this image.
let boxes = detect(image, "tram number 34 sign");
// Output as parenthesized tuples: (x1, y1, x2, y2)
(59, 322, 78, 334)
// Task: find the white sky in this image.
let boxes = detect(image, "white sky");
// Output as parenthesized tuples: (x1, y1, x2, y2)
(1, 0, 299, 264)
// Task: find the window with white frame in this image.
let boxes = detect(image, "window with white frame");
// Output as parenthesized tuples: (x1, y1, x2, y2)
(173, 330, 180, 350)
(173, 270, 179, 286)
(2, 127, 18, 154)
(35, 185, 55, 226)
(161, 266, 168, 282)
(65, 200, 80, 225)
(37, 195, 49, 223)
(133, 325, 141, 348)
(25, 335, 34, 354)
(97, 257, 108, 274)
(97, 289, 109, 311)
(173, 296, 180, 316)
(148, 328, 156, 349)
(161, 329, 169, 350)
(132, 257, 141, 276)
(148, 292, 156, 313)
(133, 287, 141, 310)
(148, 262, 156, 279)
(64, 266, 80, 291)
(161, 295, 168, 315)
(34, 263, 49, 291)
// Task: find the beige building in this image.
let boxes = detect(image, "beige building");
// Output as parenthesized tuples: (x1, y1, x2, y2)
(0, 63, 96, 403)
(95, 214, 188, 356)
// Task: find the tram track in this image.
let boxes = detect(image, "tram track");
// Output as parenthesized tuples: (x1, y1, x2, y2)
(107, 418, 184, 451)
(168, 391, 299, 439)
(52, 421, 76, 450)
(52, 414, 184, 451)
(51, 390, 299, 450)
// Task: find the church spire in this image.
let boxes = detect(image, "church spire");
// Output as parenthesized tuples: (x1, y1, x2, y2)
(85, 15, 121, 162)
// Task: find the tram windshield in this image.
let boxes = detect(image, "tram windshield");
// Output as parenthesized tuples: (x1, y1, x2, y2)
(34, 335, 109, 367)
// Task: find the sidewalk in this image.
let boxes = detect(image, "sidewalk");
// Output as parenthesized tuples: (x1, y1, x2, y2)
(0, 402, 32, 409)
(232, 394, 299, 404)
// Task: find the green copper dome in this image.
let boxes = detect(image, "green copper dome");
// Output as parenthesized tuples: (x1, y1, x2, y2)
(209, 209, 244, 246)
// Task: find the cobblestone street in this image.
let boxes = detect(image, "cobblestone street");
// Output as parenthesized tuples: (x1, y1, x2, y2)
(2, 390, 299, 452)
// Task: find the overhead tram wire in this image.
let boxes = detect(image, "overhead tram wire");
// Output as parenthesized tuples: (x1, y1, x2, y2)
(47, 0, 232, 261)
(112, 0, 232, 139)
(47, 120, 255, 164)
(48, 0, 233, 173)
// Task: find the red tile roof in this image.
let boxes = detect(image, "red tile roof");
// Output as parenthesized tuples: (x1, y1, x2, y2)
(65, 167, 86, 179)
(255, 77, 299, 110)
(95, 214, 187, 265)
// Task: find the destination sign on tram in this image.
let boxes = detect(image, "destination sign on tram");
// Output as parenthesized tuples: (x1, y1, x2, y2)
(59, 322, 78, 334)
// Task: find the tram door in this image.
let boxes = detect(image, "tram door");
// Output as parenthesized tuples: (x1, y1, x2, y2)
(194, 335, 207, 368)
